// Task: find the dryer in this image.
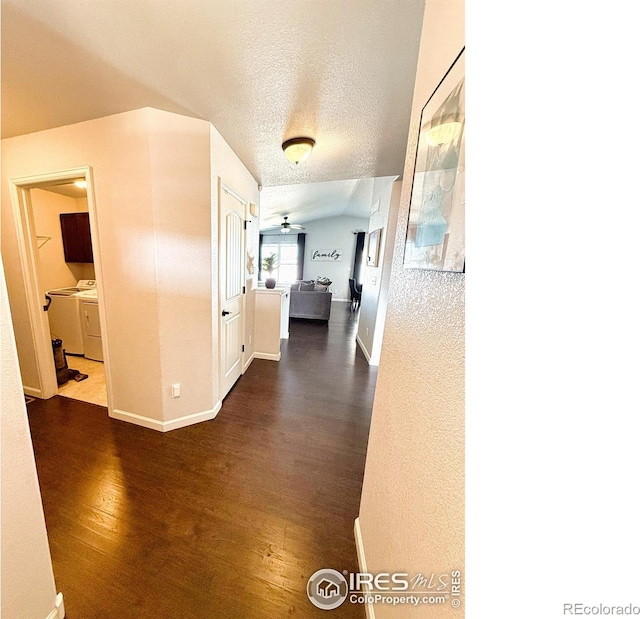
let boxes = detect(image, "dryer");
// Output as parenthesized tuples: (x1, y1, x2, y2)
(76, 288, 103, 361)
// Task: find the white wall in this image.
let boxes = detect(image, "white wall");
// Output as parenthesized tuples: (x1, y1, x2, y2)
(1, 260, 61, 619)
(1, 108, 231, 430)
(357, 1, 465, 618)
(147, 108, 214, 424)
(356, 177, 400, 364)
(1, 109, 161, 412)
(31, 189, 95, 295)
(301, 215, 369, 300)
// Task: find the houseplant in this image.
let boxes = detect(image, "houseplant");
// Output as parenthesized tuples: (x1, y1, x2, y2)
(262, 253, 278, 289)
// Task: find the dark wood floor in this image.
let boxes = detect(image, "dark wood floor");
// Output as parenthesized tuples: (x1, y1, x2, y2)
(27, 303, 376, 618)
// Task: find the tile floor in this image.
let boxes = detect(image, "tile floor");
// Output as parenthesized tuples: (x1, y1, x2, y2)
(57, 355, 108, 407)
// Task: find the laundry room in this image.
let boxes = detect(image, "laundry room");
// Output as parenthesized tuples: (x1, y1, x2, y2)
(31, 182, 107, 406)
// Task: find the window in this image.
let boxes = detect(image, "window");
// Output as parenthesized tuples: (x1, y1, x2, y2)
(261, 235, 299, 283)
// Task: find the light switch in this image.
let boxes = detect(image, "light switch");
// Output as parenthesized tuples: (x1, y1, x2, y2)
(171, 383, 181, 398)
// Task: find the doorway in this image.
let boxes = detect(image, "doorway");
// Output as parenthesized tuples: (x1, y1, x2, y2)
(8, 167, 112, 409)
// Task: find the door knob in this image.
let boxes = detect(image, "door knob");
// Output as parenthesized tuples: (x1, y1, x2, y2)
(222, 310, 231, 316)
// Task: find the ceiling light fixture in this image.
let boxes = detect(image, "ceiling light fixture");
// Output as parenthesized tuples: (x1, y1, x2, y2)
(282, 137, 315, 165)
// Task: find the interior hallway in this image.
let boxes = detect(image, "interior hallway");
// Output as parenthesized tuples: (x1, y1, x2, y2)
(26, 302, 375, 618)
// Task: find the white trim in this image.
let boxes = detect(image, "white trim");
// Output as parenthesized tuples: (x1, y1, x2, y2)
(333, 297, 351, 302)
(254, 351, 281, 361)
(9, 179, 59, 398)
(354, 518, 376, 619)
(110, 409, 169, 431)
(221, 183, 247, 206)
(110, 402, 221, 432)
(23, 385, 44, 398)
(356, 334, 376, 366)
(83, 167, 116, 418)
(163, 403, 222, 431)
(46, 592, 65, 619)
(243, 351, 256, 372)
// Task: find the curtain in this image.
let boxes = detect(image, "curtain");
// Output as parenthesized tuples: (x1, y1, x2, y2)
(353, 231, 366, 286)
(296, 233, 306, 281)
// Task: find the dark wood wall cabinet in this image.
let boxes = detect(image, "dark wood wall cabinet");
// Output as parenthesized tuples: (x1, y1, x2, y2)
(60, 212, 94, 263)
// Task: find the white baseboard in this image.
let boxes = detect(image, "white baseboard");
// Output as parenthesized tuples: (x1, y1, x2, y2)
(254, 351, 281, 361)
(46, 592, 65, 619)
(243, 351, 256, 372)
(24, 385, 44, 398)
(356, 334, 376, 365)
(111, 401, 222, 432)
(333, 298, 350, 302)
(354, 518, 376, 619)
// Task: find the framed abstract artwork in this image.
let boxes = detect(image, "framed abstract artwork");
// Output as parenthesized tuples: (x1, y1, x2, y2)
(404, 48, 465, 272)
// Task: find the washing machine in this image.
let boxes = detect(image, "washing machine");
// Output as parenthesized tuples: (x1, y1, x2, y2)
(45, 280, 97, 355)
(46, 286, 84, 354)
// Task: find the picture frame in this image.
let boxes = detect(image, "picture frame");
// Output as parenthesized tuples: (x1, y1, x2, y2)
(367, 228, 382, 267)
(403, 48, 465, 272)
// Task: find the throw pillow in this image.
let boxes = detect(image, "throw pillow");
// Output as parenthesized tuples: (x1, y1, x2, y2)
(300, 282, 315, 291)
(314, 282, 329, 292)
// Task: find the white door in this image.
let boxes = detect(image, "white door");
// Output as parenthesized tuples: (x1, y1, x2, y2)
(219, 183, 246, 398)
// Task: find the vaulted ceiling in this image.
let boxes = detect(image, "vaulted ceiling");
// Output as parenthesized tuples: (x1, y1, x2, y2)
(1, 0, 425, 189)
(259, 176, 397, 230)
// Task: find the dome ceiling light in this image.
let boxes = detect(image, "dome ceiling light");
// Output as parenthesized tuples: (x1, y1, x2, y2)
(282, 137, 315, 165)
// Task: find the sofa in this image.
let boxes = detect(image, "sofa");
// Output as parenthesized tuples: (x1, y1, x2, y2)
(288, 280, 332, 321)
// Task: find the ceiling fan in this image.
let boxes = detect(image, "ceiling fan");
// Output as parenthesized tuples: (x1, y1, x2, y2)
(280, 216, 305, 234)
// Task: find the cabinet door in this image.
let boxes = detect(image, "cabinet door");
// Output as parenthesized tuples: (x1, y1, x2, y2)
(81, 301, 101, 337)
(60, 213, 94, 263)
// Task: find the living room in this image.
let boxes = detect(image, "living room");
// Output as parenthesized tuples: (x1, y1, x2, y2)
(259, 176, 400, 364)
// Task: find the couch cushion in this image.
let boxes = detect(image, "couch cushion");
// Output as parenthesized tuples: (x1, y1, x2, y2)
(300, 282, 315, 291)
(289, 282, 301, 291)
(289, 289, 333, 320)
(314, 282, 329, 292)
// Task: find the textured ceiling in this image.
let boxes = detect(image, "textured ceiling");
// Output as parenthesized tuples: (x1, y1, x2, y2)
(1, 0, 425, 187)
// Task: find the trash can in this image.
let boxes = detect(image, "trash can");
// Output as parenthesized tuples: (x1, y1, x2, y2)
(52, 338, 70, 386)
